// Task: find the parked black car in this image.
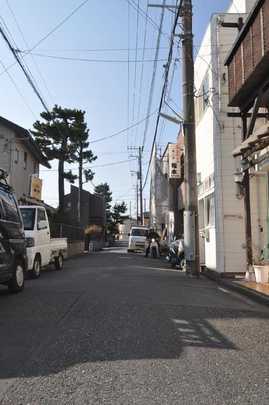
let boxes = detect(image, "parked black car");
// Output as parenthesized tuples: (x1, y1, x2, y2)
(0, 170, 27, 293)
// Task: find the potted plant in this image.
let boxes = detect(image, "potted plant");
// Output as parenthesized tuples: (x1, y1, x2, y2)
(253, 250, 269, 284)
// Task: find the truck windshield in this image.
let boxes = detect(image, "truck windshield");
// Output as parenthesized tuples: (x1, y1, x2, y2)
(131, 228, 148, 237)
(20, 208, 36, 230)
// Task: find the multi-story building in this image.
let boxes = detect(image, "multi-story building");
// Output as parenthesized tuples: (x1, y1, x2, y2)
(150, 134, 184, 242)
(0, 116, 50, 202)
(225, 0, 269, 281)
(194, 0, 256, 276)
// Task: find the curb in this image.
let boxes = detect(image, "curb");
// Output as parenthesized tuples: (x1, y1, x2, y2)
(202, 271, 269, 307)
(220, 278, 269, 307)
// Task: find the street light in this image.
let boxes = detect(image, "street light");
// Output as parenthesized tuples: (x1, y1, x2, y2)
(159, 112, 183, 125)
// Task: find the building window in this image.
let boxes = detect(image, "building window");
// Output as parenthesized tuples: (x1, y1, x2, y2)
(34, 162, 38, 174)
(205, 194, 215, 227)
(14, 148, 19, 164)
(24, 151, 27, 170)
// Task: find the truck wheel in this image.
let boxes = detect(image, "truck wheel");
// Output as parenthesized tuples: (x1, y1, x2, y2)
(30, 256, 41, 279)
(8, 262, 25, 293)
(55, 254, 63, 270)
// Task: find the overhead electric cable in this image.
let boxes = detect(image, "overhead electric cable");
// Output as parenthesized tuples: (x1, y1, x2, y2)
(5, 0, 54, 103)
(41, 158, 137, 172)
(127, 0, 131, 150)
(20, 46, 169, 53)
(29, 0, 90, 51)
(141, 0, 166, 150)
(0, 0, 89, 76)
(0, 22, 50, 112)
(142, 1, 182, 190)
(90, 109, 158, 144)
(132, 0, 140, 122)
(135, 3, 148, 145)
(125, 0, 169, 39)
(0, 58, 37, 119)
(17, 51, 170, 63)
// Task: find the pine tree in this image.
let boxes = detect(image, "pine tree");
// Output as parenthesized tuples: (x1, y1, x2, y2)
(33, 105, 96, 212)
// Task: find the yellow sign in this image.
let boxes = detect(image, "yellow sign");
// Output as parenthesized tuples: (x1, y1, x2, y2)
(30, 176, 42, 200)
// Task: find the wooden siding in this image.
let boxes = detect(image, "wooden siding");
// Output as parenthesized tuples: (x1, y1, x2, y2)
(227, 0, 269, 105)
(262, 0, 269, 52)
(252, 11, 263, 67)
(243, 30, 253, 80)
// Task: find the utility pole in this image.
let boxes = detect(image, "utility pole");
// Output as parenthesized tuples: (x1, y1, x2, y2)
(129, 200, 132, 219)
(181, 0, 200, 276)
(129, 146, 143, 225)
(136, 180, 139, 225)
(138, 147, 143, 225)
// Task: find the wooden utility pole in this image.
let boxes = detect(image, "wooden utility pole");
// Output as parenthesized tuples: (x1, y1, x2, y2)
(136, 179, 139, 225)
(181, 0, 200, 276)
(138, 147, 143, 225)
(129, 147, 143, 225)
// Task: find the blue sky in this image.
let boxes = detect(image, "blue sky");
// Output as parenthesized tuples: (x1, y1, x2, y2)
(0, 0, 231, 213)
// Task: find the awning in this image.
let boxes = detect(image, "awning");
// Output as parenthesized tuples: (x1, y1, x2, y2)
(232, 124, 269, 157)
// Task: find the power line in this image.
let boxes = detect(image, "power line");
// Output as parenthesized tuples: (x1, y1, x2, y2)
(142, 2, 182, 190)
(30, 0, 90, 51)
(0, 19, 50, 112)
(124, 0, 169, 39)
(5, 0, 54, 103)
(0, 0, 90, 77)
(18, 51, 171, 63)
(90, 109, 158, 144)
(132, 0, 140, 122)
(141, 0, 167, 150)
(0, 57, 37, 119)
(127, 0, 131, 151)
(135, 3, 148, 147)
(20, 46, 169, 53)
(157, 53, 178, 146)
(40, 158, 137, 172)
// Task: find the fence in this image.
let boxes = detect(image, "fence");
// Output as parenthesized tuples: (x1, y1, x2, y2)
(50, 222, 85, 241)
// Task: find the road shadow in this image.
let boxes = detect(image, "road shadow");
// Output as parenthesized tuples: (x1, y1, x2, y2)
(0, 299, 243, 380)
(1, 251, 268, 381)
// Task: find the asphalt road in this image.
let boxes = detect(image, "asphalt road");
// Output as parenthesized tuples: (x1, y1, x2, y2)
(0, 245, 269, 405)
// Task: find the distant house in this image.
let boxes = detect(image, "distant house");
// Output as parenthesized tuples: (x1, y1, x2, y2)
(118, 216, 137, 240)
(64, 185, 106, 228)
(0, 116, 50, 202)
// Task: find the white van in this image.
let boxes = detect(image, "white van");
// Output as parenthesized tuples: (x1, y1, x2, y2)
(128, 226, 149, 252)
(20, 205, 67, 278)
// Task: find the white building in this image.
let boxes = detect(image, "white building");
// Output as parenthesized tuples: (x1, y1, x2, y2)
(194, 0, 256, 276)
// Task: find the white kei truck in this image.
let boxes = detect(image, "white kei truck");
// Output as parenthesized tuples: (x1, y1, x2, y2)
(19, 205, 67, 278)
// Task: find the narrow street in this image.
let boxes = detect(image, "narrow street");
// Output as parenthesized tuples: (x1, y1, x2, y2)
(0, 246, 269, 405)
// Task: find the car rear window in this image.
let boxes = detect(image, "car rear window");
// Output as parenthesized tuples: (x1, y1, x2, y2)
(131, 228, 148, 237)
(0, 188, 21, 223)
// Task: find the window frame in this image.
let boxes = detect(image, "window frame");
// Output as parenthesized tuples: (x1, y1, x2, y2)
(37, 208, 47, 230)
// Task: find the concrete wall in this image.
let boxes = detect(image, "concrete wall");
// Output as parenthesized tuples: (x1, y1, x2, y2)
(67, 241, 85, 258)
